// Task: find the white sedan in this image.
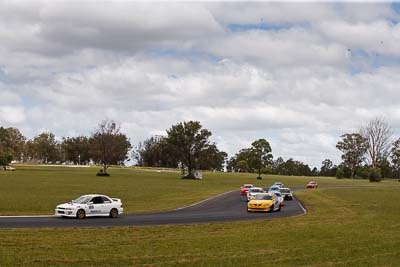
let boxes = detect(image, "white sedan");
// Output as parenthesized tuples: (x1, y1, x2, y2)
(247, 187, 265, 201)
(55, 194, 123, 219)
(272, 192, 285, 206)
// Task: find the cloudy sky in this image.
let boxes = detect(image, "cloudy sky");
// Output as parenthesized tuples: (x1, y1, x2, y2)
(1, 1, 400, 168)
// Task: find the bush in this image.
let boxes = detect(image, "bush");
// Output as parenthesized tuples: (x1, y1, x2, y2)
(0, 153, 13, 166)
(96, 169, 110, 176)
(336, 167, 344, 179)
(96, 172, 110, 176)
(357, 167, 370, 179)
(368, 168, 382, 182)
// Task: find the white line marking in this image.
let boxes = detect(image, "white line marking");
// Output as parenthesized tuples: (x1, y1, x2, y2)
(293, 195, 307, 214)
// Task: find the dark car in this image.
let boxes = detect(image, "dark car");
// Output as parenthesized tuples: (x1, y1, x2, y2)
(279, 188, 293, 200)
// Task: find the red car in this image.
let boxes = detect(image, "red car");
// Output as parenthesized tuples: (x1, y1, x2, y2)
(241, 184, 254, 195)
(307, 181, 318, 189)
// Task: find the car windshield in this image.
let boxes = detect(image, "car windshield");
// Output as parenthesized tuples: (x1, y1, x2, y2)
(72, 196, 91, 204)
(270, 187, 280, 191)
(274, 193, 282, 197)
(309, 182, 316, 184)
(280, 189, 290, 193)
(244, 185, 252, 188)
(251, 189, 263, 193)
(254, 195, 273, 200)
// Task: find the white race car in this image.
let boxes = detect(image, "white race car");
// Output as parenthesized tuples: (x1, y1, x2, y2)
(247, 187, 265, 201)
(55, 194, 123, 219)
(272, 192, 285, 206)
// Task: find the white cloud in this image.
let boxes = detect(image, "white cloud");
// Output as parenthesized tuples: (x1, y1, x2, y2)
(201, 29, 348, 67)
(0, 106, 25, 124)
(317, 20, 400, 57)
(0, 1, 399, 168)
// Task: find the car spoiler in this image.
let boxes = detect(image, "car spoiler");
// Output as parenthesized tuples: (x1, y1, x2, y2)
(112, 198, 121, 202)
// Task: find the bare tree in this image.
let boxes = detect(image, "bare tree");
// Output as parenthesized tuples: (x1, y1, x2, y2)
(359, 118, 392, 168)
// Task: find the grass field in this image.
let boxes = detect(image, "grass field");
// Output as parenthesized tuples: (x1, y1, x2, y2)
(1, 186, 400, 266)
(0, 165, 398, 215)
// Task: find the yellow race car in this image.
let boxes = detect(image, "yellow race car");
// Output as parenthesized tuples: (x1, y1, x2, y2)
(247, 193, 282, 212)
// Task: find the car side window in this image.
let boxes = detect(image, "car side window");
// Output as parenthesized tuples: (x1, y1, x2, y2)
(91, 196, 104, 204)
(101, 196, 111, 204)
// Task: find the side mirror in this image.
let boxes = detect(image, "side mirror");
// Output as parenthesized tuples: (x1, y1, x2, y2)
(88, 201, 93, 205)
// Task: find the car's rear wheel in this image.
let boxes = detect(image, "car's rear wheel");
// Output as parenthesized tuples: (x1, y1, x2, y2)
(277, 204, 281, 212)
(109, 208, 118, 218)
(76, 209, 85, 219)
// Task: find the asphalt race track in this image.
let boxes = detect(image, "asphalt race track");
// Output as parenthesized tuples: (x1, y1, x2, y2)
(0, 189, 307, 229)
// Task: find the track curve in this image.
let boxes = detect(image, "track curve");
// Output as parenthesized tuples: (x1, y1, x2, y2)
(0, 189, 306, 229)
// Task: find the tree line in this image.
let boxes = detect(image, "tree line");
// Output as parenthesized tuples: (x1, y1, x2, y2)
(0, 120, 131, 175)
(0, 119, 338, 178)
(2, 117, 399, 180)
(0, 120, 227, 177)
(320, 118, 400, 181)
(227, 143, 315, 177)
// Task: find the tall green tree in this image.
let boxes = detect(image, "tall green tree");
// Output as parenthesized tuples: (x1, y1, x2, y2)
(166, 121, 212, 177)
(198, 144, 227, 171)
(272, 157, 285, 174)
(29, 132, 60, 163)
(134, 136, 179, 168)
(391, 138, 400, 178)
(0, 127, 26, 164)
(90, 120, 132, 175)
(336, 133, 369, 178)
(250, 139, 273, 178)
(236, 148, 256, 172)
(235, 160, 249, 173)
(320, 159, 337, 177)
(61, 136, 90, 164)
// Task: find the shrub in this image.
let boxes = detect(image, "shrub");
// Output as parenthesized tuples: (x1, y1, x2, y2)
(336, 167, 344, 179)
(369, 168, 382, 182)
(96, 169, 110, 176)
(357, 167, 370, 179)
(0, 153, 13, 166)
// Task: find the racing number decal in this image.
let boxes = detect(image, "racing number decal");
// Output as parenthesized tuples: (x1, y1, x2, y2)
(88, 205, 101, 213)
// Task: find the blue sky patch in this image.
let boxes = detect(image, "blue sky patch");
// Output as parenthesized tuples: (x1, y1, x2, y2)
(227, 23, 289, 32)
(392, 2, 400, 14)
(146, 48, 222, 63)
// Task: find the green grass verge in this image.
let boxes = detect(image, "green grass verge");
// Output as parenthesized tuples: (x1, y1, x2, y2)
(1, 187, 400, 266)
(0, 165, 399, 215)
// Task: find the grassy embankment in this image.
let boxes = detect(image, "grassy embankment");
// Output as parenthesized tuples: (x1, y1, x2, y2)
(0, 165, 397, 215)
(1, 187, 400, 266)
(1, 166, 400, 266)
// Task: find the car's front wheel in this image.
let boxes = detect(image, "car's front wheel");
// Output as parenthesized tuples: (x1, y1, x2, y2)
(76, 209, 86, 219)
(109, 208, 118, 218)
(269, 205, 274, 213)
